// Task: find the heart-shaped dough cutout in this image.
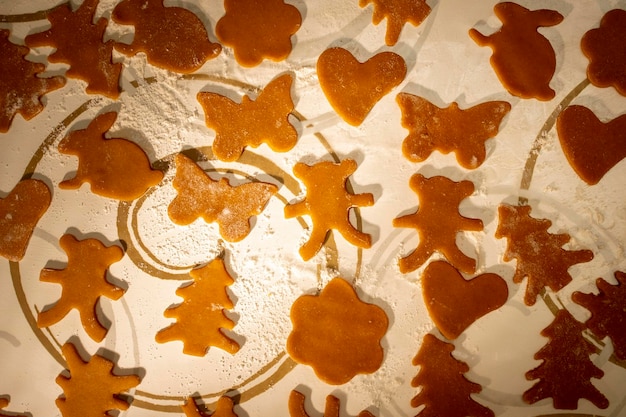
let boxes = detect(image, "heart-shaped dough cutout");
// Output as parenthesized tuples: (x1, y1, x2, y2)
(422, 261, 508, 340)
(557, 105, 626, 185)
(0, 179, 52, 262)
(317, 47, 406, 126)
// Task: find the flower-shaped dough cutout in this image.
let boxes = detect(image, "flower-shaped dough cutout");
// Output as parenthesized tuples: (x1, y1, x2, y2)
(215, 0, 302, 67)
(56, 342, 141, 417)
(317, 47, 406, 126)
(289, 390, 375, 417)
(112, 0, 221, 73)
(197, 74, 298, 162)
(422, 261, 508, 340)
(0, 29, 65, 133)
(168, 153, 277, 242)
(58, 112, 164, 201)
(469, 2, 563, 101)
(156, 257, 240, 356)
(37, 234, 125, 342)
(581, 9, 626, 96)
(359, 0, 431, 46)
(393, 174, 483, 274)
(397, 93, 511, 169)
(496, 204, 594, 306)
(182, 396, 239, 417)
(556, 105, 626, 185)
(573, 271, 626, 361)
(0, 179, 51, 262)
(24, 0, 122, 99)
(284, 159, 374, 261)
(287, 277, 388, 385)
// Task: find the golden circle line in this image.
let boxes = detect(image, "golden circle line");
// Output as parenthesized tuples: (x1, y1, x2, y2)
(0, 2, 68, 23)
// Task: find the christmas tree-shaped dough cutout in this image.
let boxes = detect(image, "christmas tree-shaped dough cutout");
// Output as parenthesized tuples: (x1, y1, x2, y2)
(182, 396, 239, 417)
(573, 271, 626, 360)
(411, 333, 494, 417)
(524, 309, 609, 410)
(496, 204, 593, 305)
(156, 257, 240, 356)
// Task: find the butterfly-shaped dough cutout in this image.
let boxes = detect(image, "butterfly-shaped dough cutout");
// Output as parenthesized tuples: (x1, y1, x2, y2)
(168, 153, 277, 242)
(197, 74, 298, 162)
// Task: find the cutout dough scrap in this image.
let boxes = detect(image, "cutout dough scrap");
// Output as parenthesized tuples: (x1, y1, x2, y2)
(581, 9, 626, 96)
(112, 0, 221, 73)
(422, 261, 508, 340)
(182, 396, 239, 417)
(496, 203, 594, 306)
(0, 179, 52, 262)
(24, 0, 122, 99)
(288, 390, 375, 417)
(168, 153, 277, 242)
(155, 257, 240, 356)
(556, 104, 626, 185)
(317, 47, 407, 126)
(56, 342, 141, 417)
(469, 2, 563, 101)
(0, 29, 66, 133)
(397, 93, 511, 169)
(37, 234, 125, 342)
(58, 111, 164, 201)
(393, 174, 483, 274)
(359, 0, 431, 46)
(286, 277, 388, 385)
(197, 73, 298, 162)
(215, 0, 302, 67)
(284, 159, 374, 261)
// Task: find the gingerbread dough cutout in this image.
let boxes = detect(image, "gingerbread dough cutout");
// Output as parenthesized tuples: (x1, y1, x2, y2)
(112, 0, 221, 73)
(317, 47, 406, 126)
(393, 174, 483, 274)
(556, 105, 626, 185)
(168, 153, 277, 242)
(0, 179, 51, 262)
(284, 159, 374, 261)
(56, 342, 141, 417)
(197, 74, 298, 162)
(581, 9, 626, 96)
(58, 112, 164, 201)
(156, 257, 240, 356)
(0, 29, 65, 133)
(422, 261, 508, 340)
(496, 204, 594, 306)
(24, 0, 122, 99)
(287, 277, 388, 385)
(573, 271, 626, 361)
(397, 93, 511, 169)
(469, 2, 563, 101)
(38, 234, 125, 342)
(215, 0, 302, 67)
(359, 0, 431, 46)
